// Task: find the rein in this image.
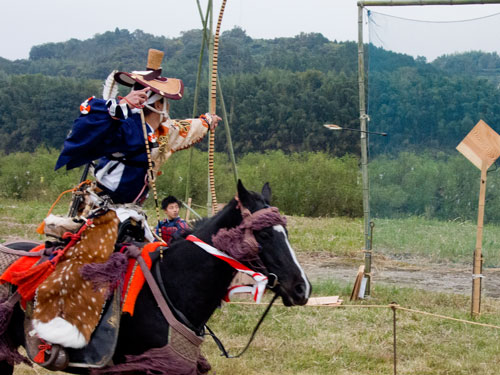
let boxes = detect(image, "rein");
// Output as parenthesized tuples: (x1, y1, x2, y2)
(0, 243, 46, 257)
(126, 238, 278, 359)
(150, 245, 278, 359)
(183, 201, 287, 359)
(206, 293, 278, 359)
(138, 201, 285, 359)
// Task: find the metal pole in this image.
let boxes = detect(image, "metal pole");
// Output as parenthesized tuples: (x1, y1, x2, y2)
(186, 0, 212, 203)
(358, 4, 372, 297)
(358, 0, 500, 6)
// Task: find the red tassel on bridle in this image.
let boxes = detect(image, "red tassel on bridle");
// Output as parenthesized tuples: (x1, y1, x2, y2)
(10, 220, 92, 302)
(33, 341, 52, 364)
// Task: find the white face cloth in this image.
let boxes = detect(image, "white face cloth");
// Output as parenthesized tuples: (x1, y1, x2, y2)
(144, 92, 169, 122)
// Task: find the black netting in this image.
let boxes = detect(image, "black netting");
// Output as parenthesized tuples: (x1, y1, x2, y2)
(366, 8, 500, 266)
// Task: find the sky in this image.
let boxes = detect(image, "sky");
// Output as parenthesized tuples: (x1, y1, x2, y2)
(2, 0, 500, 61)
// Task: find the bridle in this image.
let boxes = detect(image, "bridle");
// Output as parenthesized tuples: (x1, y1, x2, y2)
(156, 197, 288, 358)
(211, 196, 287, 264)
(153, 254, 279, 359)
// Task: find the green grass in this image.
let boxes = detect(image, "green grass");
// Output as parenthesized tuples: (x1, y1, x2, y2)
(373, 216, 500, 267)
(16, 281, 500, 375)
(286, 216, 364, 257)
(0, 198, 69, 243)
(201, 280, 500, 375)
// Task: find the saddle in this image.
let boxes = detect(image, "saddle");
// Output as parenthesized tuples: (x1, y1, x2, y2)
(23, 289, 122, 371)
(0, 209, 153, 372)
(0, 241, 122, 371)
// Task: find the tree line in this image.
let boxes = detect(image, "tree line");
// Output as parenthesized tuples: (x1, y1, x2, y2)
(0, 148, 362, 218)
(3, 147, 499, 222)
(1, 27, 500, 219)
(1, 27, 499, 157)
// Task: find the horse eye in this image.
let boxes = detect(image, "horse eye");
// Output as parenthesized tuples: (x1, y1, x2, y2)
(258, 231, 271, 240)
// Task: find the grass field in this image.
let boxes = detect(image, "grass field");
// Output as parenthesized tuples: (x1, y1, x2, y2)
(14, 283, 500, 375)
(373, 216, 500, 267)
(3, 199, 500, 374)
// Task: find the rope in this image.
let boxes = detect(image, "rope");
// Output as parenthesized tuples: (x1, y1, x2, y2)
(369, 9, 500, 24)
(139, 109, 161, 226)
(118, 96, 144, 109)
(46, 179, 92, 217)
(230, 301, 500, 330)
(36, 179, 92, 234)
(208, 0, 227, 215)
(228, 299, 500, 375)
(390, 304, 500, 330)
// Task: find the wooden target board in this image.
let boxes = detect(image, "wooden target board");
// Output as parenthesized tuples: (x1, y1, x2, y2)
(456, 120, 500, 170)
(456, 119, 500, 316)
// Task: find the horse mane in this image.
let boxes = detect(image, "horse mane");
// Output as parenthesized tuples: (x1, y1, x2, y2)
(186, 199, 239, 233)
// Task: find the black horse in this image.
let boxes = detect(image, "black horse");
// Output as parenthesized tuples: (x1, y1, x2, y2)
(0, 181, 311, 374)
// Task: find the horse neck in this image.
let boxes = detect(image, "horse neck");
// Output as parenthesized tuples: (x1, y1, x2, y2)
(159, 246, 235, 331)
(195, 200, 243, 244)
(159, 201, 244, 330)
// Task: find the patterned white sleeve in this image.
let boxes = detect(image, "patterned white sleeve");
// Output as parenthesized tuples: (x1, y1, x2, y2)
(106, 98, 129, 119)
(150, 117, 210, 176)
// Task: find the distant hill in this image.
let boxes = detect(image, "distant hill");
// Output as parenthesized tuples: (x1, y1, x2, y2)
(433, 51, 500, 88)
(0, 28, 499, 157)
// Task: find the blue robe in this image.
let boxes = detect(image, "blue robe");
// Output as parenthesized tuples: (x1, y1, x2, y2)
(55, 98, 153, 204)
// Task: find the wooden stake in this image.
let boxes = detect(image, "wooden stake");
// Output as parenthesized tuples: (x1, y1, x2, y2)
(472, 163, 487, 317)
(185, 197, 192, 222)
(350, 265, 365, 301)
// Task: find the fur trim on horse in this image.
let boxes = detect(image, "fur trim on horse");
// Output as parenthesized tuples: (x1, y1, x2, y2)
(43, 214, 83, 238)
(90, 344, 210, 375)
(80, 252, 128, 297)
(212, 206, 287, 262)
(0, 336, 30, 367)
(0, 295, 30, 366)
(32, 210, 120, 348)
(0, 295, 17, 335)
(0, 245, 45, 288)
(33, 317, 87, 348)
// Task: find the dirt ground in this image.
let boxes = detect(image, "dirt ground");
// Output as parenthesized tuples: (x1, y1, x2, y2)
(298, 251, 500, 298)
(4, 233, 499, 299)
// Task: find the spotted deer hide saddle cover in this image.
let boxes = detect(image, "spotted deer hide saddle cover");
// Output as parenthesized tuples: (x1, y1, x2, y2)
(32, 210, 120, 349)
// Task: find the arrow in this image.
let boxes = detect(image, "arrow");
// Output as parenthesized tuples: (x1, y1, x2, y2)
(324, 124, 387, 136)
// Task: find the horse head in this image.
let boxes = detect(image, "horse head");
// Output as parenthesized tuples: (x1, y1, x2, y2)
(215, 180, 311, 306)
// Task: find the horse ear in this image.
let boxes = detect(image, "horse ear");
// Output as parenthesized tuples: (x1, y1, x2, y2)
(237, 179, 251, 205)
(262, 182, 271, 204)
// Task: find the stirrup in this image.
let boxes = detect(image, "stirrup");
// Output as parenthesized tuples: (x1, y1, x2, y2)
(25, 318, 69, 371)
(41, 344, 70, 371)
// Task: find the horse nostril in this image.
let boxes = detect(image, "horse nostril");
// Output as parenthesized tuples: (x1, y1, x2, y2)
(295, 283, 306, 297)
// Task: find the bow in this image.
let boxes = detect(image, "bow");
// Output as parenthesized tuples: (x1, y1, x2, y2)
(208, 0, 227, 215)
